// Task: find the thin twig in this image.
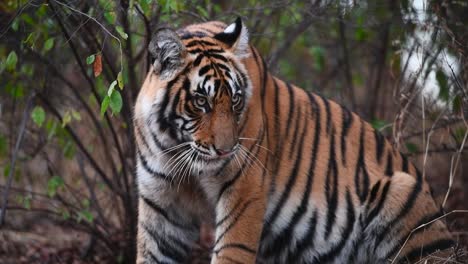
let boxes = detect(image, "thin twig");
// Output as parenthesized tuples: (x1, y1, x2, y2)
(0, 90, 35, 227)
(391, 210, 468, 263)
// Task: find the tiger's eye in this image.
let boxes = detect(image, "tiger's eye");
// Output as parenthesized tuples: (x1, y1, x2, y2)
(195, 97, 207, 107)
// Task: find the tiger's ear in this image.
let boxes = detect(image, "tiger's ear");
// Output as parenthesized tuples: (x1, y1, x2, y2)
(214, 17, 250, 58)
(148, 28, 187, 80)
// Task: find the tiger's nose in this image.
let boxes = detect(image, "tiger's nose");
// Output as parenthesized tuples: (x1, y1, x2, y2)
(214, 144, 237, 156)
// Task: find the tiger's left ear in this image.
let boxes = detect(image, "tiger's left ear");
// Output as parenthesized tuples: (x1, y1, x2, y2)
(214, 17, 250, 58)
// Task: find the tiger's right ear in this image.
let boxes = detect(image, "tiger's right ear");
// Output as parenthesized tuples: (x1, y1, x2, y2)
(148, 28, 187, 80)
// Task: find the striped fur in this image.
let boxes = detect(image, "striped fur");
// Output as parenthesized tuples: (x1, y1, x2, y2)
(134, 18, 454, 264)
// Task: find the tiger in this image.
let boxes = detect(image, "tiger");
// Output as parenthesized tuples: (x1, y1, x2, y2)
(133, 17, 455, 263)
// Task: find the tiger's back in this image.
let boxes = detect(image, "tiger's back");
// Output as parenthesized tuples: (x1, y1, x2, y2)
(134, 18, 454, 264)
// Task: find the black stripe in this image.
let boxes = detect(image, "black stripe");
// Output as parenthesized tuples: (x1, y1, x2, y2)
(340, 106, 353, 164)
(180, 31, 207, 39)
(135, 124, 153, 155)
(374, 130, 385, 163)
(214, 198, 258, 246)
(318, 95, 332, 134)
(148, 251, 169, 264)
(214, 243, 257, 255)
(157, 76, 182, 140)
(209, 52, 229, 62)
(289, 104, 302, 158)
(216, 199, 243, 227)
(288, 210, 318, 262)
(314, 189, 356, 263)
(150, 130, 166, 150)
(137, 149, 171, 182)
(198, 65, 211, 76)
(193, 54, 203, 67)
(142, 225, 187, 262)
(269, 78, 282, 195)
(185, 39, 217, 48)
(385, 152, 394, 176)
(401, 154, 409, 173)
(365, 180, 391, 227)
(141, 196, 195, 231)
(400, 239, 455, 263)
(367, 180, 382, 205)
(188, 48, 225, 54)
(374, 170, 423, 248)
(354, 122, 370, 204)
(324, 128, 339, 239)
(285, 82, 295, 139)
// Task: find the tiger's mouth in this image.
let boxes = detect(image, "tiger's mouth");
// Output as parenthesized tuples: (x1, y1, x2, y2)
(190, 143, 238, 161)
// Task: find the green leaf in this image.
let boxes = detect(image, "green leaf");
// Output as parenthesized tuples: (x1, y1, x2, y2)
(63, 141, 76, 159)
(47, 176, 64, 198)
(436, 70, 449, 102)
(44, 38, 55, 52)
(0, 135, 7, 158)
(31, 106, 46, 127)
(453, 127, 467, 144)
(101, 96, 110, 116)
(116, 26, 128, 40)
(452, 95, 462, 114)
(117, 71, 124, 89)
(79, 210, 94, 223)
(109, 90, 123, 114)
(108, 80, 118, 96)
(196, 6, 209, 18)
(86, 54, 96, 65)
(46, 120, 58, 140)
(82, 198, 90, 208)
(62, 111, 72, 127)
(3, 165, 11, 178)
(309, 46, 325, 72)
(11, 19, 19, 31)
(6, 51, 18, 71)
(23, 196, 31, 209)
(139, 0, 150, 13)
(355, 27, 368, 41)
(104, 11, 116, 24)
(5, 84, 24, 98)
(61, 210, 70, 220)
(371, 119, 388, 131)
(405, 143, 418, 154)
(71, 110, 81, 121)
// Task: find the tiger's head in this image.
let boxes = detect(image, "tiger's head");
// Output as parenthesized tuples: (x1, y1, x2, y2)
(137, 18, 252, 163)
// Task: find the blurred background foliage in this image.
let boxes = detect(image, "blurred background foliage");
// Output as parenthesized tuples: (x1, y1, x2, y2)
(0, 0, 467, 262)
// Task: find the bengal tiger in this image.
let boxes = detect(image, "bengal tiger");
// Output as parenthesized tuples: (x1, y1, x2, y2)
(134, 18, 455, 263)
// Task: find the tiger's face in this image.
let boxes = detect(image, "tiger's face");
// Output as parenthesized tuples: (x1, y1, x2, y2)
(175, 55, 250, 161)
(143, 18, 252, 163)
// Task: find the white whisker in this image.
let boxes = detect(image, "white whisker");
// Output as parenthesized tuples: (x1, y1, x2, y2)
(239, 145, 268, 172)
(238, 138, 273, 153)
(155, 142, 191, 158)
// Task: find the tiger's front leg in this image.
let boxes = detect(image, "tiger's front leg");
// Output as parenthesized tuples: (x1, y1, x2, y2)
(136, 184, 203, 264)
(210, 173, 267, 264)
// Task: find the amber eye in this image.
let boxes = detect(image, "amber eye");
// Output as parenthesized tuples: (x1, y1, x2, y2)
(194, 96, 207, 108)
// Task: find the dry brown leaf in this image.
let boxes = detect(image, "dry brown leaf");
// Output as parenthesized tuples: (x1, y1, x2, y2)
(93, 54, 102, 77)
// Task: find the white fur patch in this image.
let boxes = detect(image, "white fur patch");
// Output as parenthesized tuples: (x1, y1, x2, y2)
(234, 24, 250, 58)
(224, 23, 236, 33)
